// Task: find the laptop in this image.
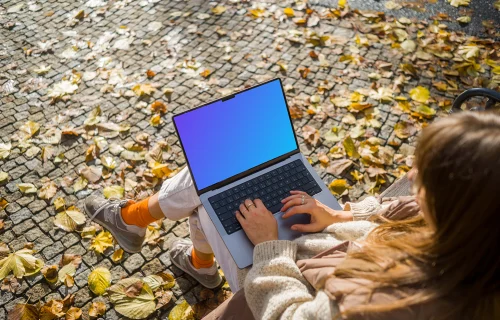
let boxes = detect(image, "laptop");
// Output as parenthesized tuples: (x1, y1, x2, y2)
(173, 78, 342, 268)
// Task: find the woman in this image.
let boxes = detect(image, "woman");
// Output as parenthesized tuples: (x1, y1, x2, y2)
(241, 111, 499, 319)
(85, 112, 499, 319)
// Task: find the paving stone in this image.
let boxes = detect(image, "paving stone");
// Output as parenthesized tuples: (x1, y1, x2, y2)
(26, 283, 52, 302)
(123, 253, 145, 273)
(8, 207, 33, 224)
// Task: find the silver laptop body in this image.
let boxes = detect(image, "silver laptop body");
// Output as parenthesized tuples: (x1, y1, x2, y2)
(173, 78, 342, 268)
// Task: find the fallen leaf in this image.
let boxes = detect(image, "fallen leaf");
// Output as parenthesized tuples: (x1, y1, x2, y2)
(40, 299, 65, 320)
(19, 121, 40, 140)
(88, 302, 106, 318)
(100, 156, 117, 170)
(298, 67, 310, 79)
(447, 0, 470, 7)
(302, 125, 320, 146)
(409, 86, 430, 103)
(103, 185, 124, 199)
(7, 303, 40, 320)
(17, 183, 37, 194)
(0, 198, 8, 211)
(58, 263, 76, 284)
(59, 254, 82, 269)
(155, 290, 173, 310)
(132, 83, 156, 96)
(108, 278, 156, 319)
(151, 101, 167, 114)
(328, 179, 351, 196)
(73, 176, 88, 193)
(90, 231, 114, 254)
(150, 114, 162, 127)
(327, 159, 353, 176)
(65, 307, 82, 320)
(211, 6, 226, 15)
(0, 171, 9, 184)
(199, 69, 211, 78)
(111, 249, 124, 262)
(48, 80, 78, 98)
(457, 16, 471, 23)
(34, 65, 51, 75)
(1, 277, 20, 293)
(0, 249, 44, 280)
(168, 300, 194, 320)
(81, 166, 102, 183)
(38, 181, 57, 200)
(343, 136, 360, 159)
(283, 7, 295, 17)
(146, 70, 155, 78)
(42, 265, 59, 284)
(411, 104, 436, 118)
(88, 267, 111, 295)
(54, 208, 86, 232)
(0, 143, 11, 160)
(394, 121, 416, 139)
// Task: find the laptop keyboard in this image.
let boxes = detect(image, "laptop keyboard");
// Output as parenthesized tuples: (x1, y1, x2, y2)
(208, 159, 322, 235)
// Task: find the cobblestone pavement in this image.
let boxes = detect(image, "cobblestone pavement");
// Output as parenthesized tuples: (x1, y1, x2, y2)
(0, 0, 498, 319)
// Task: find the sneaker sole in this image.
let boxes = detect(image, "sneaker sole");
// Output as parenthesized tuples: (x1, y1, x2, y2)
(170, 247, 223, 289)
(84, 206, 143, 254)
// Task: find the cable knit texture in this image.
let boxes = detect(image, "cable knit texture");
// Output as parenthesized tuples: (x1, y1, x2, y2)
(244, 196, 384, 320)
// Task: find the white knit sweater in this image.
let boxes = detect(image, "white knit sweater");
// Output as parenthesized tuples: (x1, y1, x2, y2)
(243, 196, 385, 320)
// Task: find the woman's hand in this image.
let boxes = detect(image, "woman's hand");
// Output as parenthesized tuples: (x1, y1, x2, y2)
(236, 199, 279, 246)
(281, 191, 353, 232)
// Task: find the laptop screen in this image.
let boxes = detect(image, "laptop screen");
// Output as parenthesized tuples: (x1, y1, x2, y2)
(173, 79, 298, 191)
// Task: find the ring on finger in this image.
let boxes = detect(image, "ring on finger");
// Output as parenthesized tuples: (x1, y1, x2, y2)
(245, 201, 255, 210)
(301, 195, 305, 205)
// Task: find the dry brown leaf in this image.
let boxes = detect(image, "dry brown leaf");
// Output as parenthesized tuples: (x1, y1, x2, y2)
(151, 101, 167, 114)
(302, 125, 320, 146)
(199, 69, 211, 78)
(88, 301, 106, 318)
(394, 121, 416, 139)
(327, 159, 354, 176)
(146, 70, 156, 78)
(65, 307, 82, 320)
(7, 303, 40, 320)
(38, 181, 57, 200)
(59, 254, 82, 269)
(1, 276, 21, 293)
(155, 290, 173, 310)
(40, 299, 65, 320)
(298, 67, 310, 79)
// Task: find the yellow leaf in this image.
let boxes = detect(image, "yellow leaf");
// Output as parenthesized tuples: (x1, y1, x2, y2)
(249, 8, 265, 18)
(343, 136, 360, 159)
(283, 7, 295, 17)
(58, 263, 76, 284)
(169, 300, 194, 320)
(447, 0, 470, 7)
(411, 104, 436, 119)
(152, 164, 172, 179)
(100, 156, 117, 170)
(54, 209, 86, 232)
(7, 303, 40, 320)
(42, 265, 59, 284)
(350, 170, 364, 181)
(211, 6, 226, 15)
(109, 278, 156, 319)
(409, 86, 430, 103)
(103, 185, 124, 199)
(150, 114, 162, 127)
(457, 16, 471, 23)
(0, 249, 44, 280)
(338, 0, 347, 9)
(88, 267, 112, 295)
(132, 83, 156, 96)
(73, 176, 88, 193)
(19, 121, 40, 139)
(150, 101, 167, 114)
(0, 171, 9, 184)
(328, 179, 351, 196)
(0, 143, 11, 160)
(17, 183, 37, 194)
(88, 302, 106, 318)
(111, 249, 124, 262)
(394, 122, 416, 139)
(54, 197, 65, 211)
(90, 231, 114, 254)
(199, 69, 211, 78)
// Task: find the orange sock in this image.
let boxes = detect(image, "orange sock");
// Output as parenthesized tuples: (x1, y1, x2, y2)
(121, 197, 157, 228)
(191, 248, 214, 269)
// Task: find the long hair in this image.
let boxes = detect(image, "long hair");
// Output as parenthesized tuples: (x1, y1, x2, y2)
(334, 112, 500, 319)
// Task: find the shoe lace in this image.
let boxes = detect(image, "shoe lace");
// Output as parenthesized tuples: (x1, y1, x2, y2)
(91, 198, 124, 222)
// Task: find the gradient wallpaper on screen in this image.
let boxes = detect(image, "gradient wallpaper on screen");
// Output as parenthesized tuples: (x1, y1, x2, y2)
(174, 80, 297, 191)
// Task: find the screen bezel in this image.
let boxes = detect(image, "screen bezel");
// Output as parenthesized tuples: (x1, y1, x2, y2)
(172, 78, 300, 195)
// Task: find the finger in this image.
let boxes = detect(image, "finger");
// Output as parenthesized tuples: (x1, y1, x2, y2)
(281, 206, 307, 219)
(239, 203, 249, 218)
(253, 198, 265, 209)
(244, 198, 255, 211)
(291, 223, 318, 233)
(281, 194, 302, 203)
(290, 190, 308, 196)
(281, 198, 303, 212)
(235, 212, 246, 225)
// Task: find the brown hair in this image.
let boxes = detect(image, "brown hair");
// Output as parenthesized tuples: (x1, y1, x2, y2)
(334, 112, 500, 319)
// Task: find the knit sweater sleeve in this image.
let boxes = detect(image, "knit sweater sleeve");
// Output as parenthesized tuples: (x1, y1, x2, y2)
(245, 240, 340, 320)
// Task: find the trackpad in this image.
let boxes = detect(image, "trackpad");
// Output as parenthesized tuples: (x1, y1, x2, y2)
(275, 211, 310, 240)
